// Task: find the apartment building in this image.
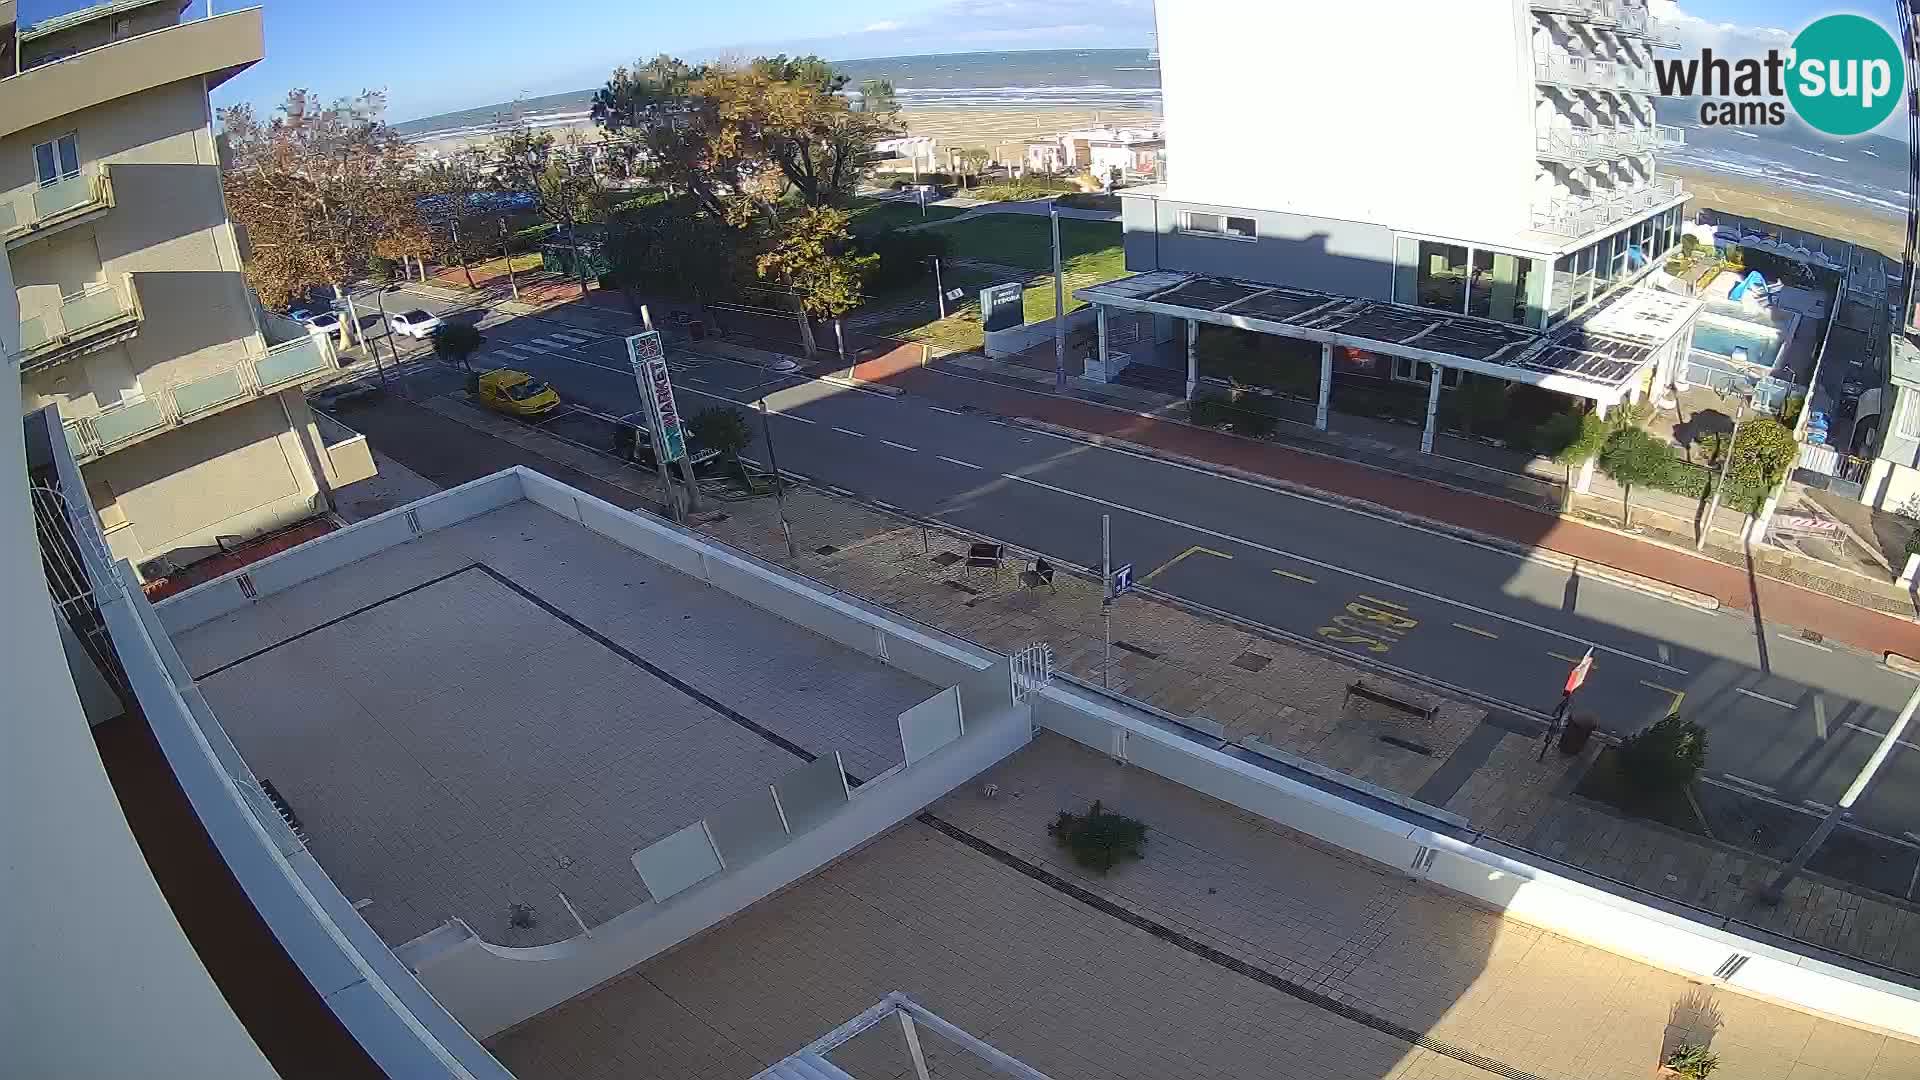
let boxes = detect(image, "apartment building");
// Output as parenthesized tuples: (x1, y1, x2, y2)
(2, 0, 344, 581)
(1085, 0, 1699, 462)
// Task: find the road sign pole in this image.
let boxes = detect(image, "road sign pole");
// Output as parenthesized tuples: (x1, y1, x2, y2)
(932, 256, 946, 320)
(1102, 513, 1112, 689)
(756, 396, 797, 560)
(1052, 200, 1067, 393)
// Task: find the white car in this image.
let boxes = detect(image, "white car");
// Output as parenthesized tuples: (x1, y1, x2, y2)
(388, 309, 443, 339)
(304, 311, 343, 337)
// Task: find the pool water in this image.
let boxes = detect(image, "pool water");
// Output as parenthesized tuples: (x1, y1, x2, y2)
(1691, 318, 1780, 369)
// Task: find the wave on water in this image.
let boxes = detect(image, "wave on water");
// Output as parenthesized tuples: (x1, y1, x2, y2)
(1731, 130, 1760, 138)
(1669, 148, 1905, 217)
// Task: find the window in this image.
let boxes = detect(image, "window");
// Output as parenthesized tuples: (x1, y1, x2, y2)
(33, 133, 79, 187)
(1391, 357, 1461, 388)
(1177, 210, 1256, 241)
(1414, 240, 1469, 313)
(1898, 388, 1920, 439)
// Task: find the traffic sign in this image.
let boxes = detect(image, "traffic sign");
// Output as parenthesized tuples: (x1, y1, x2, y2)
(1108, 563, 1133, 600)
(1563, 648, 1594, 695)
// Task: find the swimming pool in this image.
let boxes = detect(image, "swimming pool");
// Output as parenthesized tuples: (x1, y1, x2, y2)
(1691, 316, 1781, 369)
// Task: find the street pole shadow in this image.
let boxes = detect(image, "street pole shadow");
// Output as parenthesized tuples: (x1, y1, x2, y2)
(1743, 532, 1772, 676)
(1563, 561, 1580, 614)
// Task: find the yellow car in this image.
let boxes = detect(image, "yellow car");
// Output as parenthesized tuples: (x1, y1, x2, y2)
(475, 369, 560, 417)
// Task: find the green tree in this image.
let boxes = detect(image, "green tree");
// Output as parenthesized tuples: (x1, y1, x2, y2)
(756, 206, 876, 319)
(1724, 416, 1798, 514)
(704, 60, 901, 207)
(1535, 410, 1608, 511)
(859, 77, 898, 114)
(487, 121, 607, 297)
(433, 322, 483, 371)
(610, 209, 748, 321)
(416, 150, 493, 289)
(957, 147, 992, 190)
(1597, 425, 1673, 527)
(1616, 713, 1708, 796)
(688, 406, 752, 465)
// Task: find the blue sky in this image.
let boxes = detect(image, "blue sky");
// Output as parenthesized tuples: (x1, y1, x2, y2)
(13, 0, 1884, 123)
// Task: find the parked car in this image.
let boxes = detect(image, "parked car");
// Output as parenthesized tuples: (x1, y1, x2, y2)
(474, 369, 560, 417)
(303, 311, 343, 338)
(611, 411, 721, 475)
(388, 309, 443, 339)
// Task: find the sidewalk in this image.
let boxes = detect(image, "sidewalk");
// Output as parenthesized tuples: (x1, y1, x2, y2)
(847, 359, 1920, 661)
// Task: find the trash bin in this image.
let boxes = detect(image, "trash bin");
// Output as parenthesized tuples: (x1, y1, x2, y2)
(1558, 714, 1597, 755)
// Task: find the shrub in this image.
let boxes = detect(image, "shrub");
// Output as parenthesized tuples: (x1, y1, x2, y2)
(1189, 394, 1277, 439)
(433, 322, 484, 370)
(860, 229, 950, 290)
(688, 406, 752, 462)
(1905, 529, 1920, 558)
(1679, 234, 1701, 257)
(1616, 714, 1708, 796)
(1665, 1045, 1719, 1079)
(1049, 800, 1147, 873)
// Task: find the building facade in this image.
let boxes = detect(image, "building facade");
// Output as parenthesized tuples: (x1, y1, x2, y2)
(2, 0, 344, 580)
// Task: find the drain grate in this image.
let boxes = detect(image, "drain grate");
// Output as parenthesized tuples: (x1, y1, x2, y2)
(1232, 651, 1273, 673)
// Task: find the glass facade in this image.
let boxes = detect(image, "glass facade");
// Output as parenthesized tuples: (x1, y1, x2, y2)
(1544, 206, 1682, 327)
(1415, 241, 1469, 312)
(1398, 239, 1547, 329)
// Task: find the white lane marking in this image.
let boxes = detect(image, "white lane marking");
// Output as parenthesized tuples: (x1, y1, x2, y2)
(551, 331, 589, 343)
(681, 377, 708, 386)
(774, 411, 818, 424)
(1804, 799, 1833, 812)
(832, 426, 866, 438)
(1735, 687, 1796, 709)
(998, 472, 1686, 674)
(881, 439, 919, 452)
(939, 455, 982, 470)
(929, 406, 965, 416)
(529, 337, 564, 348)
(1813, 694, 1828, 739)
(1778, 633, 1833, 652)
(1722, 774, 1777, 794)
(1842, 722, 1920, 751)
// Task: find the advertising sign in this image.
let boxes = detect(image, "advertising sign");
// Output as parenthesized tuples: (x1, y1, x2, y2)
(979, 281, 1026, 332)
(625, 331, 686, 463)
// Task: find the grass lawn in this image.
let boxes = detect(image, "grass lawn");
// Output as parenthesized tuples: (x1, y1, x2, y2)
(860, 267, 995, 352)
(847, 196, 969, 237)
(921, 215, 1123, 273)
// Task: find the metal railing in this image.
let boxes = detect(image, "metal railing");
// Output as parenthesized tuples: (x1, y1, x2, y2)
(1, 166, 111, 243)
(15, 276, 140, 364)
(1532, 176, 1685, 237)
(1533, 0, 1657, 38)
(61, 334, 337, 461)
(1535, 54, 1653, 94)
(1537, 122, 1682, 164)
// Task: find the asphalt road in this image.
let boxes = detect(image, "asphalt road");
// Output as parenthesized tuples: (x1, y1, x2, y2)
(371, 294, 1920, 860)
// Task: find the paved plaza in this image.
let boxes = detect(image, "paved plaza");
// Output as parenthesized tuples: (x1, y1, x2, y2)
(177, 500, 932, 945)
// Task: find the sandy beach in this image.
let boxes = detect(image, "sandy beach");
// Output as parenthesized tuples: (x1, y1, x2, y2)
(897, 107, 1160, 158)
(1668, 164, 1904, 260)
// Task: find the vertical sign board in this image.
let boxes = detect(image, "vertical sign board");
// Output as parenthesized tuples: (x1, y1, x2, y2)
(625, 331, 686, 463)
(979, 281, 1026, 333)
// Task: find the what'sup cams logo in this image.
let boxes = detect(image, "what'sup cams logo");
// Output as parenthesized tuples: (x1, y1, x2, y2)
(1652, 13, 1905, 136)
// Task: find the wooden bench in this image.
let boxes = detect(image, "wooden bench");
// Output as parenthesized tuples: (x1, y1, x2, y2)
(1344, 680, 1437, 724)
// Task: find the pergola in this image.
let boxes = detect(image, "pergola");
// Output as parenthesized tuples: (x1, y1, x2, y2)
(1074, 271, 1702, 461)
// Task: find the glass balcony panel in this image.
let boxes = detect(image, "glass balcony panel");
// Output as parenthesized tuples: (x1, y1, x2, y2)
(172, 368, 250, 415)
(19, 315, 50, 352)
(61, 286, 126, 333)
(33, 174, 93, 218)
(254, 335, 331, 387)
(92, 399, 166, 445)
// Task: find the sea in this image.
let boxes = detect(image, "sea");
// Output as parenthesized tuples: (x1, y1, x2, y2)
(394, 48, 1904, 223)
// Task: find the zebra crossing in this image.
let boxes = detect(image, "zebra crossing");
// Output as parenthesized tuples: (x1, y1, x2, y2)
(477, 325, 610, 368)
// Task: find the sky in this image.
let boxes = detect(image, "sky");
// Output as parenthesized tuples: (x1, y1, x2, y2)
(12, 0, 1897, 125)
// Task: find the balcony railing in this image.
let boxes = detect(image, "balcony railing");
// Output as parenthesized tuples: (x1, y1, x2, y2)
(15, 277, 142, 370)
(1532, 177, 1686, 238)
(1, 166, 113, 247)
(60, 334, 339, 462)
(1537, 122, 1681, 164)
(1535, 55, 1654, 95)
(1532, 0, 1660, 39)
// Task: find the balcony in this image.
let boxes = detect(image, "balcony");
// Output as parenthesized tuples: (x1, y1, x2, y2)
(1536, 122, 1681, 165)
(1532, 0, 1670, 43)
(1531, 177, 1686, 239)
(0, 9, 263, 141)
(1, 165, 114, 249)
(61, 335, 339, 463)
(15, 277, 142, 373)
(1535, 55, 1654, 96)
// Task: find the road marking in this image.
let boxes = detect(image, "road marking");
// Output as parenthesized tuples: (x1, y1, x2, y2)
(774, 411, 817, 424)
(1778, 633, 1833, 652)
(1548, 651, 1581, 664)
(1140, 545, 1234, 585)
(1722, 774, 1776, 794)
(939, 456, 982, 470)
(1640, 680, 1685, 715)
(1357, 594, 1407, 611)
(1735, 687, 1796, 709)
(1804, 799, 1833, 812)
(1842, 722, 1920, 751)
(929, 406, 966, 416)
(998, 471, 1687, 675)
(881, 439, 919, 452)
(1271, 568, 1316, 584)
(1453, 622, 1499, 640)
(832, 427, 866, 438)
(1813, 694, 1828, 739)
(682, 377, 708, 386)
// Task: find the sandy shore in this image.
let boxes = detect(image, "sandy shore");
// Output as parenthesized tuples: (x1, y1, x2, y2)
(896, 107, 1159, 157)
(1668, 165, 1904, 260)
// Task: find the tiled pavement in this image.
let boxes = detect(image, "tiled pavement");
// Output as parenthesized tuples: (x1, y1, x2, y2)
(178, 500, 930, 946)
(490, 734, 1920, 1080)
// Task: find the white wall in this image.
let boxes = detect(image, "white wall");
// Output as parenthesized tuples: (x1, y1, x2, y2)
(983, 305, 1096, 359)
(1157, 1, 1538, 243)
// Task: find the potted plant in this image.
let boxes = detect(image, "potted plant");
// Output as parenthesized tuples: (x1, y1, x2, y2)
(1660, 1044, 1718, 1079)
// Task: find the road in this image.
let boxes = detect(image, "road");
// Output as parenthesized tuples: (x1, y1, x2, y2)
(364, 286, 1920, 861)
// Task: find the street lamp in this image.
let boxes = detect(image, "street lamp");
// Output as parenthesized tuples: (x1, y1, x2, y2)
(1051, 196, 1066, 393)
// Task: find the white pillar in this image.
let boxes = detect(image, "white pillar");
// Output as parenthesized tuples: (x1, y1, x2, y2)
(1316, 344, 1333, 431)
(1743, 486, 1783, 545)
(1185, 320, 1198, 399)
(1096, 305, 1109, 380)
(1577, 399, 1609, 493)
(1421, 364, 1445, 453)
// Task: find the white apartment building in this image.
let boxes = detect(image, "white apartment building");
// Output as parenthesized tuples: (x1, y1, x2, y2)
(1087, 0, 1700, 460)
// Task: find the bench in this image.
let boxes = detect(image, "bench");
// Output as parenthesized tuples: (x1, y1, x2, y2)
(1344, 680, 1437, 724)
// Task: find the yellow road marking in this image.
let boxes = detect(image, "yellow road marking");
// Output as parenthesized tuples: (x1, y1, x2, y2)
(1549, 651, 1581, 664)
(1271, 568, 1317, 584)
(1140, 545, 1233, 585)
(1452, 622, 1499, 640)
(1640, 680, 1686, 716)
(1357, 594, 1408, 611)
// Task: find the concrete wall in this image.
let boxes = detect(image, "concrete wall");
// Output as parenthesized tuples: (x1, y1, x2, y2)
(1155, 1, 1537, 243)
(983, 304, 1096, 358)
(1038, 680, 1920, 1039)
(10, 77, 265, 410)
(1121, 193, 1399, 299)
(311, 407, 377, 489)
(81, 392, 320, 569)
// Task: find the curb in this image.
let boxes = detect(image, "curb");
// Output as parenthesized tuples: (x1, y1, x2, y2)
(1009, 415, 1724, 613)
(1886, 653, 1920, 676)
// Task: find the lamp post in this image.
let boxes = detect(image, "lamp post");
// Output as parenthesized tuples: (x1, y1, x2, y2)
(1051, 197, 1066, 393)
(756, 396, 798, 560)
